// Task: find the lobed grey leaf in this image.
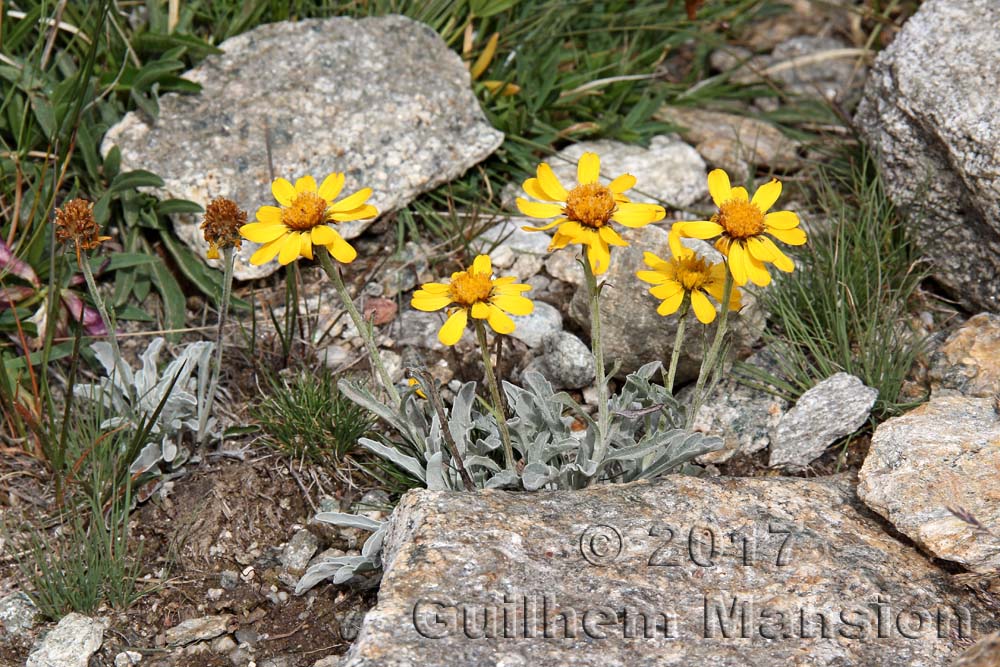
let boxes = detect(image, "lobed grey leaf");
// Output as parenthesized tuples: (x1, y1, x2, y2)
(313, 512, 384, 531)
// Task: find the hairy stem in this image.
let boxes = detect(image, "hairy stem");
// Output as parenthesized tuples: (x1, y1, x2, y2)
(582, 252, 609, 479)
(688, 267, 734, 428)
(476, 321, 515, 470)
(79, 253, 130, 400)
(666, 299, 689, 396)
(198, 246, 234, 447)
(318, 249, 401, 407)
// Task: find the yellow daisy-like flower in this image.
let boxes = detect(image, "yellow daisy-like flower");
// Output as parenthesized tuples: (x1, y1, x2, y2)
(671, 169, 806, 287)
(515, 152, 666, 275)
(239, 174, 377, 266)
(636, 246, 742, 324)
(411, 254, 533, 346)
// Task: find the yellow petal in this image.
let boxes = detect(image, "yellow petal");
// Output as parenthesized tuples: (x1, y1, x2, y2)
(328, 237, 357, 264)
(751, 179, 782, 212)
(707, 169, 732, 208)
(747, 236, 778, 263)
(330, 204, 378, 222)
(678, 221, 724, 239)
(585, 241, 611, 275)
(612, 202, 665, 228)
(537, 163, 568, 201)
(439, 309, 468, 346)
(642, 251, 670, 271)
(548, 229, 575, 250)
(493, 282, 532, 296)
(272, 178, 296, 206)
(472, 254, 492, 275)
(599, 225, 627, 247)
(690, 289, 717, 324)
(250, 235, 286, 265)
(523, 178, 551, 202)
(522, 217, 565, 233)
(206, 243, 219, 260)
(637, 270, 665, 285)
(730, 186, 749, 202)
(728, 241, 750, 286)
(491, 294, 533, 316)
(656, 289, 685, 317)
(650, 280, 683, 300)
(311, 224, 337, 246)
(516, 198, 564, 219)
(278, 232, 302, 265)
(577, 152, 600, 185)
(299, 233, 314, 260)
(330, 188, 373, 213)
(609, 173, 636, 194)
(747, 255, 772, 286)
(470, 32, 498, 80)
(256, 205, 282, 224)
(668, 225, 685, 259)
(319, 173, 345, 201)
(556, 220, 588, 243)
(486, 304, 515, 335)
(764, 210, 801, 230)
(295, 175, 317, 194)
(241, 222, 287, 244)
(471, 301, 490, 319)
(768, 226, 807, 246)
(417, 282, 450, 295)
(412, 293, 452, 312)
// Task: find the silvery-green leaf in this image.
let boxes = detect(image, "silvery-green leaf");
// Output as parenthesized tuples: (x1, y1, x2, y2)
(361, 526, 386, 559)
(359, 438, 426, 482)
(162, 438, 177, 463)
(462, 455, 500, 473)
(484, 469, 519, 489)
(313, 512, 384, 531)
(130, 442, 162, 474)
(332, 564, 359, 585)
(137, 337, 165, 398)
(295, 558, 367, 595)
(522, 462, 555, 491)
(425, 451, 446, 490)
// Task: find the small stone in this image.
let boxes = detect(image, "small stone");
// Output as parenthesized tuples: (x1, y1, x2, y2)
(544, 251, 585, 287)
(380, 349, 404, 383)
(768, 373, 877, 469)
(582, 385, 600, 406)
(337, 609, 365, 642)
(209, 635, 237, 654)
(229, 646, 252, 667)
(220, 570, 239, 590)
(101, 16, 503, 281)
(508, 301, 562, 349)
(165, 615, 234, 646)
(26, 613, 106, 667)
(362, 298, 397, 326)
(260, 657, 293, 667)
(319, 345, 351, 369)
(859, 396, 1000, 573)
(313, 657, 343, 667)
(235, 628, 259, 647)
(928, 313, 1000, 399)
(538, 332, 594, 389)
(393, 310, 444, 350)
(476, 219, 552, 280)
(114, 651, 142, 667)
(206, 588, 224, 602)
(0, 592, 39, 635)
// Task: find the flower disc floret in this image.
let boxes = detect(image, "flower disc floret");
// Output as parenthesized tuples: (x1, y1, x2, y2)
(411, 255, 533, 346)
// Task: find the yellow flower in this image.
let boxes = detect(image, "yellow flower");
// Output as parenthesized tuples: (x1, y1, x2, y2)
(515, 152, 666, 275)
(407, 377, 427, 399)
(239, 174, 377, 266)
(411, 254, 533, 346)
(636, 246, 741, 324)
(671, 169, 806, 287)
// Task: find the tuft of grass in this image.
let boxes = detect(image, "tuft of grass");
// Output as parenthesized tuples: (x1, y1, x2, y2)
(739, 152, 928, 419)
(252, 367, 375, 464)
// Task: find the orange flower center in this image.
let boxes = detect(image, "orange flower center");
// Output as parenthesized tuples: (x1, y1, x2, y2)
(564, 183, 616, 229)
(714, 199, 765, 240)
(450, 270, 493, 307)
(281, 192, 328, 231)
(674, 254, 713, 292)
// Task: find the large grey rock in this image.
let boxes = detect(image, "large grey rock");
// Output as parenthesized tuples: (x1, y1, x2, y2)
(952, 630, 1000, 666)
(768, 373, 878, 469)
(859, 396, 1000, 574)
(0, 592, 39, 635)
(691, 347, 789, 464)
(538, 331, 594, 390)
(855, 0, 1000, 312)
(568, 227, 765, 380)
(102, 15, 504, 280)
(345, 477, 995, 666)
(928, 313, 1000, 399)
(26, 613, 106, 667)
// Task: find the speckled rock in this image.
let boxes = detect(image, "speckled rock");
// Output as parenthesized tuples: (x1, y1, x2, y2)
(952, 630, 1000, 666)
(568, 227, 765, 379)
(0, 592, 39, 635)
(101, 15, 504, 280)
(538, 331, 594, 389)
(477, 218, 552, 281)
(855, 0, 1000, 312)
(280, 529, 320, 575)
(691, 347, 789, 464)
(859, 396, 1000, 574)
(768, 373, 878, 469)
(928, 313, 1000, 398)
(547, 135, 707, 208)
(26, 613, 106, 667)
(509, 301, 562, 349)
(654, 106, 800, 175)
(345, 477, 995, 667)
(165, 614, 235, 646)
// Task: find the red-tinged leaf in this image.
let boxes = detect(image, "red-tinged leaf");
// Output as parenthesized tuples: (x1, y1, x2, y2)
(0, 240, 39, 286)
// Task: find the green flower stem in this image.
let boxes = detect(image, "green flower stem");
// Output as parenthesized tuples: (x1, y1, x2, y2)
(318, 249, 401, 407)
(582, 252, 610, 474)
(198, 246, 235, 447)
(666, 298, 690, 396)
(688, 266, 734, 428)
(79, 253, 130, 393)
(476, 320, 515, 470)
